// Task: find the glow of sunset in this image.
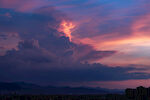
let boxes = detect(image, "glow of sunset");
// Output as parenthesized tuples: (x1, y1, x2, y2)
(76, 15, 150, 66)
(58, 21, 75, 41)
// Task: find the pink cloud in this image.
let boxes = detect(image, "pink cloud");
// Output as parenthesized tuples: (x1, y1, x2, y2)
(0, 0, 51, 12)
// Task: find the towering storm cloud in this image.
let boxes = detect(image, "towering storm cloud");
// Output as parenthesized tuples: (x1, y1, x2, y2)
(0, 6, 117, 83)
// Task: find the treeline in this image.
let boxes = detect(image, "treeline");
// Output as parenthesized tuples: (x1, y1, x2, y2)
(0, 94, 127, 100)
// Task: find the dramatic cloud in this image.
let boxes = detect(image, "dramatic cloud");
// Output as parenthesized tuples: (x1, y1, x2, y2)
(0, 7, 118, 85)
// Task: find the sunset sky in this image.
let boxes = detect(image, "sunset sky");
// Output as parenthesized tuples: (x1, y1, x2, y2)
(1, 0, 150, 89)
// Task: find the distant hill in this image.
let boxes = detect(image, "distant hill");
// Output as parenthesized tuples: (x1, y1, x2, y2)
(0, 82, 123, 94)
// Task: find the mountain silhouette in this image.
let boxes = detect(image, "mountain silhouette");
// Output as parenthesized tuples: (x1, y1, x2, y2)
(0, 82, 123, 94)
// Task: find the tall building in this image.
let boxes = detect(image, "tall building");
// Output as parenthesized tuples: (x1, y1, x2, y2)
(126, 86, 150, 100)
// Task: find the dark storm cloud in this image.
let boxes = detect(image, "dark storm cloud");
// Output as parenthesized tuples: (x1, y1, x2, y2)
(0, 7, 119, 83)
(0, 7, 62, 34)
(0, 33, 149, 84)
(0, 6, 149, 85)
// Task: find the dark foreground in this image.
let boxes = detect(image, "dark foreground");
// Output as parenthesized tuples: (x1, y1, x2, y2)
(0, 86, 150, 100)
(0, 94, 127, 100)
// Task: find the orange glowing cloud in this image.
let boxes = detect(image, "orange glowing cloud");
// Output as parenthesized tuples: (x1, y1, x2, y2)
(58, 21, 75, 41)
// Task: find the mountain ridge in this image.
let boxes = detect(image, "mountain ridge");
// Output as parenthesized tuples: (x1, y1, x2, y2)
(0, 82, 123, 94)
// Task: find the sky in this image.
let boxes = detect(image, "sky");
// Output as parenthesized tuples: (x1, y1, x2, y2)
(0, 0, 150, 89)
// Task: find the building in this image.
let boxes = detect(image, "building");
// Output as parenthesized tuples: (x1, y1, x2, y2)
(126, 86, 150, 100)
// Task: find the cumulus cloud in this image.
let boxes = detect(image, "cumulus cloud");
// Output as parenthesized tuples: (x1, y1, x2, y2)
(0, 7, 119, 84)
(0, 42, 149, 84)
